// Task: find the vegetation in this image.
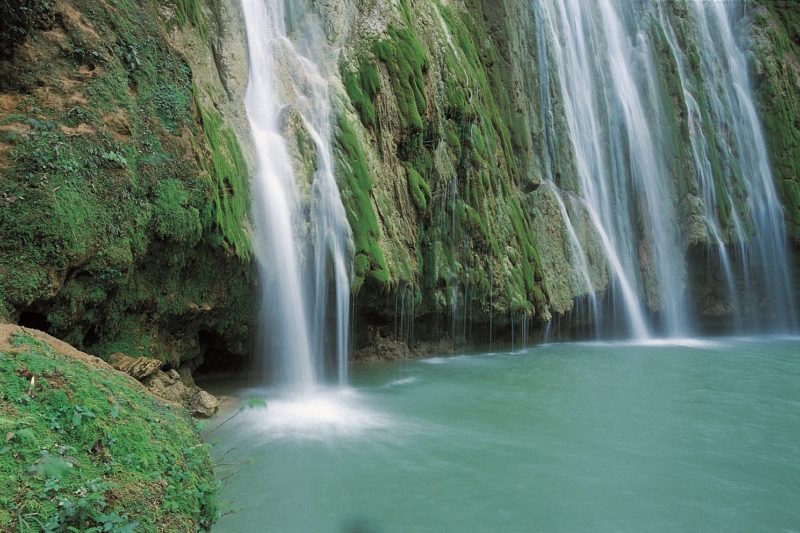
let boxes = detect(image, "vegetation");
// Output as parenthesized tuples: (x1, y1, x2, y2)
(0, 0, 255, 366)
(0, 0, 54, 60)
(373, 27, 428, 134)
(752, 2, 800, 242)
(0, 331, 217, 531)
(334, 115, 389, 291)
(338, 3, 549, 325)
(197, 102, 252, 259)
(342, 59, 380, 130)
(406, 165, 431, 211)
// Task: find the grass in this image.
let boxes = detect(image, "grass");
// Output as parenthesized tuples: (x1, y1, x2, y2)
(0, 332, 218, 531)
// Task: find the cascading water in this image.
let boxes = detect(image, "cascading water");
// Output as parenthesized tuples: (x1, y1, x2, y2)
(534, 0, 797, 337)
(242, 0, 353, 390)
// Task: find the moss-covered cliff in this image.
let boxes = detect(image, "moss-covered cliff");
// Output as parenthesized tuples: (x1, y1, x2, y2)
(329, 0, 800, 344)
(751, 0, 800, 245)
(0, 0, 255, 370)
(332, 0, 580, 348)
(1, 0, 799, 366)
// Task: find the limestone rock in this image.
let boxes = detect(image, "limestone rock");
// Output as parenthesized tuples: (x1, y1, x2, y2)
(108, 352, 219, 418)
(142, 368, 220, 418)
(187, 389, 220, 419)
(108, 353, 163, 380)
(353, 327, 414, 362)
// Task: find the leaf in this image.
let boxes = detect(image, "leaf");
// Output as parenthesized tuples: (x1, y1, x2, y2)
(30, 455, 74, 480)
(241, 397, 267, 410)
(116, 521, 139, 533)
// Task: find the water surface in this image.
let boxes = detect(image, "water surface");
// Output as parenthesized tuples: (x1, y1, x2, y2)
(211, 337, 800, 532)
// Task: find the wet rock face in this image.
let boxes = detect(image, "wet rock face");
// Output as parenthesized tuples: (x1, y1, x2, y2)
(334, 0, 562, 336)
(331, 0, 800, 344)
(750, 2, 800, 243)
(352, 327, 414, 362)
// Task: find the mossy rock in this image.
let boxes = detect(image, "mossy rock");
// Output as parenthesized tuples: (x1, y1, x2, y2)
(0, 0, 256, 367)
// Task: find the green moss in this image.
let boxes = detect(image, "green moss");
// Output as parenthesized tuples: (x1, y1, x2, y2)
(334, 3, 551, 320)
(197, 102, 252, 259)
(0, 332, 217, 531)
(173, 0, 209, 39)
(373, 27, 428, 133)
(334, 115, 389, 287)
(342, 59, 380, 129)
(406, 165, 431, 211)
(153, 179, 202, 244)
(751, 4, 800, 240)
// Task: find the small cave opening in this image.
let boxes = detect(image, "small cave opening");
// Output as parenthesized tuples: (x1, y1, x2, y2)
(18, 310, 50, 332)
(193, 329, 251, 382)
(82, 325, 100, 349)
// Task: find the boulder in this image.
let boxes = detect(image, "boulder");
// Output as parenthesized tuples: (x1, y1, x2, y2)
(108, 353, 163, 380)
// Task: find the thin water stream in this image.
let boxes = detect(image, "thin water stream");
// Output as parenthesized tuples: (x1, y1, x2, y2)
(210, 337, 800, 532)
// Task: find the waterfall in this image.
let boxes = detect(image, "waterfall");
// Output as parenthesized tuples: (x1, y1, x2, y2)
(242, 0, 353, 389)
(534, 0, 797, 336)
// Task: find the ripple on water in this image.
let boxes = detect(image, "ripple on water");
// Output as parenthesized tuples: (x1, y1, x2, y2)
(384, 376, 417, 388)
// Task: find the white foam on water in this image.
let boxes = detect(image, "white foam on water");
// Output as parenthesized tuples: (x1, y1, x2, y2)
(421, 355, 473, 365)
(231, 389, 394, 440)
(629, 338, 723, 349)
(384, 377, 418, 388)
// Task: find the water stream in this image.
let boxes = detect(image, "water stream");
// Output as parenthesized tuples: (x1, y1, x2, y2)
(534, 0, 797, 336)
(243, 0, 352, 390)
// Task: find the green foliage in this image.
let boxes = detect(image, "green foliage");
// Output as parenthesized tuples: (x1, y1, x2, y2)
(334, 115, 389, 288)
(0, 333, 218, 531)
(373, 27, 428, 133)
(406, 165, 431, 211)
(197, 102, 252, 259)
(153, 179, 202, 244)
